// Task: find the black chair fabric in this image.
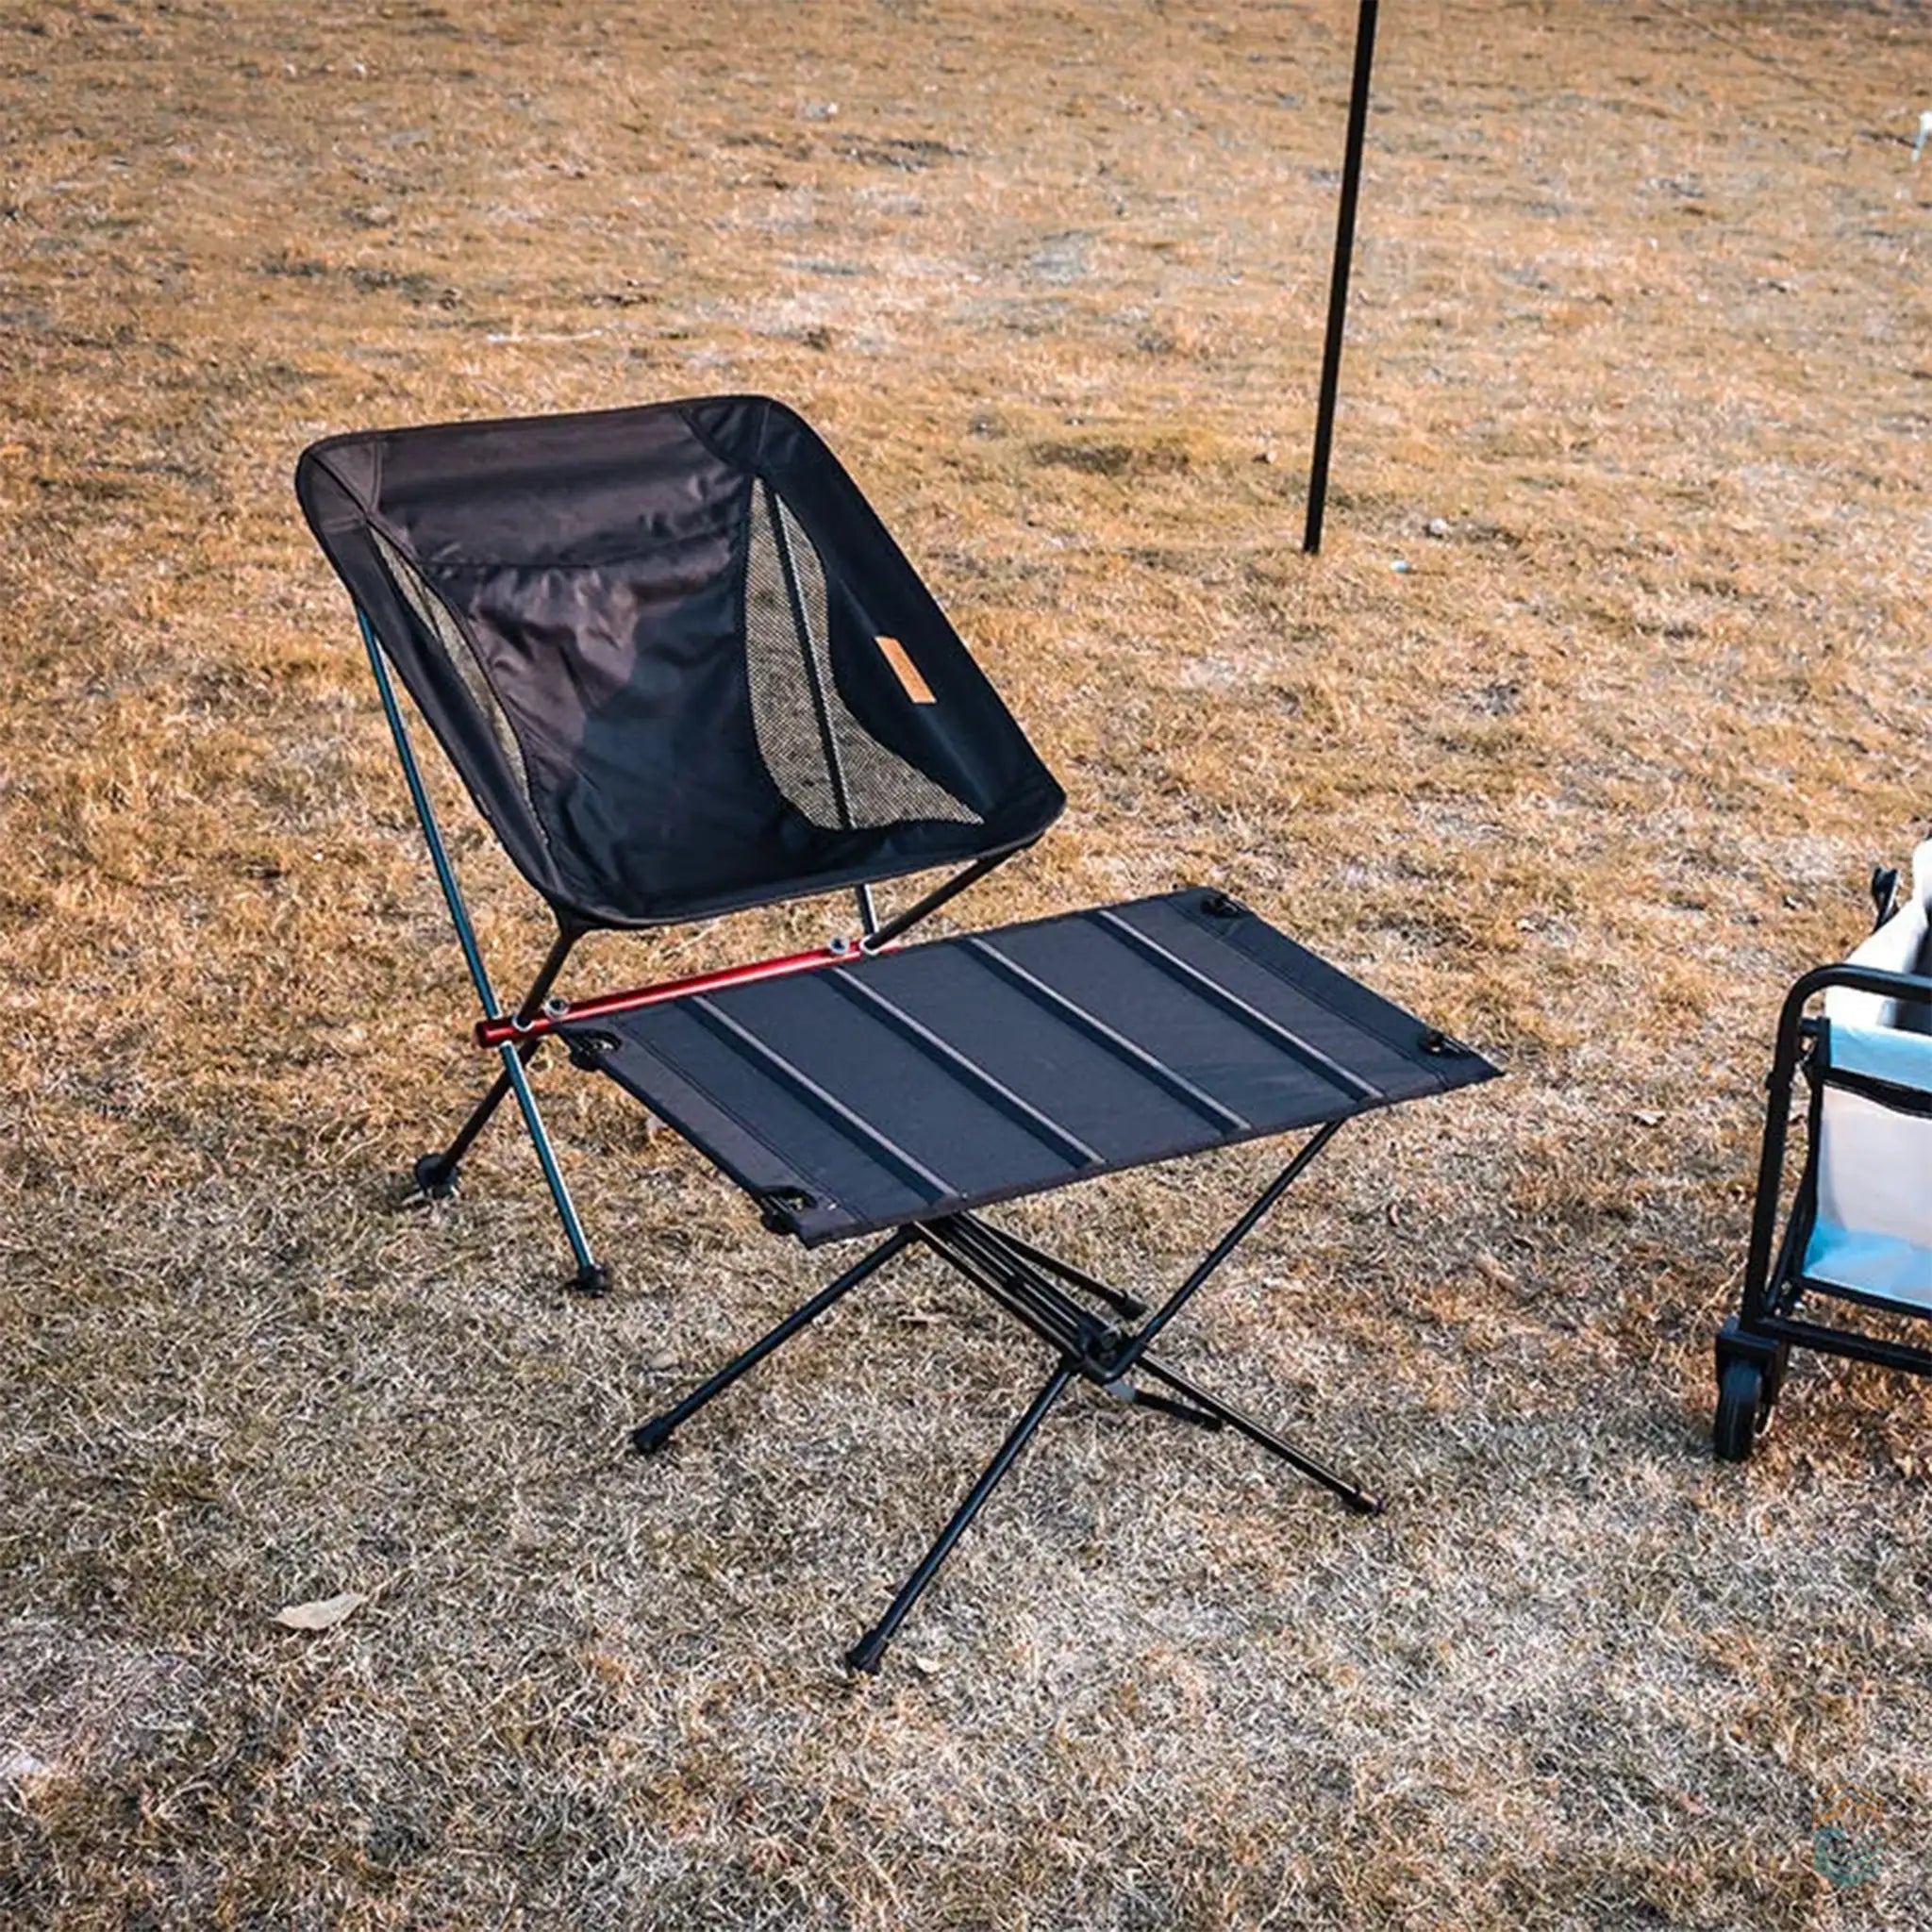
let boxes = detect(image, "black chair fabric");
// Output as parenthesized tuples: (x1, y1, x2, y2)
(297, 395, 1064, 930)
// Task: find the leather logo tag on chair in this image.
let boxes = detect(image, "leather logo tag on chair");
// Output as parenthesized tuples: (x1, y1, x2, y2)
(875, 635, 936, 704)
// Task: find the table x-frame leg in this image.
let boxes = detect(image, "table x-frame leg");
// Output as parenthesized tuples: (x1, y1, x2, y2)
(629, 1123, 1378, 1674)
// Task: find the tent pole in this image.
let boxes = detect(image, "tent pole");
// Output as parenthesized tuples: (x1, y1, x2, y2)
(1303, 0, 1381, 556)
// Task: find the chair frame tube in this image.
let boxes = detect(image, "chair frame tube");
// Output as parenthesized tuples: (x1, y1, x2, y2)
(359, 610, 605, 1291)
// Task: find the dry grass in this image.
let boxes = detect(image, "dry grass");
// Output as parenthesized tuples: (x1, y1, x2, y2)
(4, 0, 1932, 1924)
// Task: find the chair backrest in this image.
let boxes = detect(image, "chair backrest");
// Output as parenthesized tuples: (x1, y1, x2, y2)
(297, 395, 1064, 929)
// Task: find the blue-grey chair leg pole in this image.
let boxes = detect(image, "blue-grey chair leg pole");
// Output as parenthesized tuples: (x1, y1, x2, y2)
(358, 610, 608, 1294)
(413, 924, 578, 1199)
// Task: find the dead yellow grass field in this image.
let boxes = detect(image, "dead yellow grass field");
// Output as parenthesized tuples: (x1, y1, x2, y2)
(4, 0, 1931, 1924)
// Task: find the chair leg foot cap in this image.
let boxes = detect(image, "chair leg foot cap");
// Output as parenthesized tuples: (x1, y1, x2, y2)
(630, 1421, 674, 1457)
(571, 1263, 612, 1298)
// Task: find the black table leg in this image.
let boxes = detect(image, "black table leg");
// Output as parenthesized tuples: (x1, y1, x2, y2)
(846, 1357, 1076, 1674)
(631, 1227, 913, 1456)
(1138, 1357, 1381, 1515)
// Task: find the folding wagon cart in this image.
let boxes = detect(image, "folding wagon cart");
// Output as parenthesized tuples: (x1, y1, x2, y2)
(298, 395, 1498, 1670)
(1716, 841, 1932, 1459)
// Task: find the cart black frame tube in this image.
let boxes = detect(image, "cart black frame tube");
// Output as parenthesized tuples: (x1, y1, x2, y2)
(1734, 960, 1932, 1369)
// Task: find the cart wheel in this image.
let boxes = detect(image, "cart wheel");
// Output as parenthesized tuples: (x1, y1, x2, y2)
(1759, 1341, 1790, 1413)
(1714, 1357, 1763, 1463)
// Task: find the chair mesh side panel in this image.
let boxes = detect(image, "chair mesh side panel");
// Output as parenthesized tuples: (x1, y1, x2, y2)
(372, 527, 533, 805)
(743, 485, 979, 831)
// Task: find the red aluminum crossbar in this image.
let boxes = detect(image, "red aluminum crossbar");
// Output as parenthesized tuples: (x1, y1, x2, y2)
(474, 940, 887, 1050)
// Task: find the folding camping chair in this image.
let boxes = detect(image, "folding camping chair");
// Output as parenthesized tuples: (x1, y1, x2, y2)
(297, 395, 1498, 1671)
(1716, 841, 1932, 1460)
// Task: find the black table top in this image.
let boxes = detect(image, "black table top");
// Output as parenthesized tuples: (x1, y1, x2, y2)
(561, 888, 1498, 1246)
